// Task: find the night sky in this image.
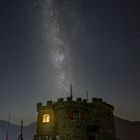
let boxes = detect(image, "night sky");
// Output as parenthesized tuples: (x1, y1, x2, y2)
(0, 0, 140, 125)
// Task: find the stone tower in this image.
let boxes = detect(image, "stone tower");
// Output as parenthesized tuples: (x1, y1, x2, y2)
(34, 97, 116, 140)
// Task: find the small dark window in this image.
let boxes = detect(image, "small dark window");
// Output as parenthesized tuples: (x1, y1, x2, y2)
(73, 111, 81, 119)
(87, 125, 99, 133)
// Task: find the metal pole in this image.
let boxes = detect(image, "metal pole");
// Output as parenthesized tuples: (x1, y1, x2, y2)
(6, 109, 11, 140)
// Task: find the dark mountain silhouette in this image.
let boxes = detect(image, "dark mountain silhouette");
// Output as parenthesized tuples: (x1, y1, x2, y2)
(0, 116, 140, 140)
(115, 116, 140, 140)
(0, 120, 36, 140)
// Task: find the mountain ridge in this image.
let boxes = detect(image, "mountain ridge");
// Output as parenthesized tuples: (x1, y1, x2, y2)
(0, 116, 140, 140)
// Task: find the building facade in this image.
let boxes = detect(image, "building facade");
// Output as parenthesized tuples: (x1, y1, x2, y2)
(34, 97, 116, 140)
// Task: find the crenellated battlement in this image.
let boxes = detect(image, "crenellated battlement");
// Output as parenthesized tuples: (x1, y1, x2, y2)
(37, 97, 114, 113)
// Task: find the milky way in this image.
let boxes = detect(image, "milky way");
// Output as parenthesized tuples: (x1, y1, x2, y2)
(0, 0, 140, 124)
(39, 0, 74, 97)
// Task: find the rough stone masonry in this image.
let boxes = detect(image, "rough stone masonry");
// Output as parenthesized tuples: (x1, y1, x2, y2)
(34, 97, 116, 140)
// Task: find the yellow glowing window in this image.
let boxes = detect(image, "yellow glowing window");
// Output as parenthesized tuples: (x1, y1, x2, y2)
(42, 114, 50, 123)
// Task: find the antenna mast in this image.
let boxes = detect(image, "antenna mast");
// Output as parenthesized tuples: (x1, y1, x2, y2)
(86, 91, 89, 102)
(70, 83, 73, 100)
(18, 119, 23, 140)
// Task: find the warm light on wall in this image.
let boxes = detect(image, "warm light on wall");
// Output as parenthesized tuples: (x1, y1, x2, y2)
(42, 114, 50, 123)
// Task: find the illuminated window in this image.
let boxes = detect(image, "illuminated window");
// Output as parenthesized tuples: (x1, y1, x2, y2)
(42, 114, 50, 123)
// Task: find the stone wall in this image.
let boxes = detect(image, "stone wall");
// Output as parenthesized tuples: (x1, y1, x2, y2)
(34, 97, 116, 140)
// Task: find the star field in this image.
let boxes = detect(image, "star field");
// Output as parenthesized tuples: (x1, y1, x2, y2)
(0, 0, 140, 124)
